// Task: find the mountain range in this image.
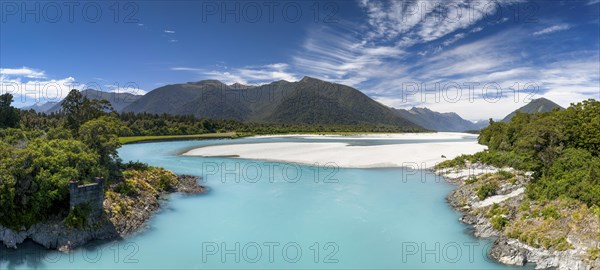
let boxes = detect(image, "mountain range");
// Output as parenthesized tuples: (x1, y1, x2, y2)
(19, 77, 562, 132)
(394, 107, 489, 132)
(123, 77, 422, 129)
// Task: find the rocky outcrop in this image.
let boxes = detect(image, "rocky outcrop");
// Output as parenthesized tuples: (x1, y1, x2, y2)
(490, 237, 528, 266)
(176, 174, 205, 194)
(1, 174, 204, 251)
(0, 217, 118, 252)
(491, 237, 600, 270)
(437, 163, 600, 270)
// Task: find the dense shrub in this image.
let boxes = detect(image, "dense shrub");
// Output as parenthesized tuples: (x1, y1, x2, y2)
(477, 182, 499, 200)
(446, 99, 600, 208)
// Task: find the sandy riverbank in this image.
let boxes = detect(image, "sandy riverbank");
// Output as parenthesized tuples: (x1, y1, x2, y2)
(182, 133, 486, 169)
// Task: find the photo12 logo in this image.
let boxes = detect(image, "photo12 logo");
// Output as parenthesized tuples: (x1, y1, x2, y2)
(200, 161, 339, 184)
(0, 242, 140, 264)
(199, 1, 339, 24)
(201, 241, 339, 264)
(0, 80, 144, 106)
(401, 81, 541, 104)
(402, 241, 496, 264)
(1, 1, 139, 23)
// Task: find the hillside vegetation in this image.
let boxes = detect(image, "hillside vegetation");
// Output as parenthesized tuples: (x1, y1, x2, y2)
(436, 99, 600, 266)
(122, 77, 424, 131)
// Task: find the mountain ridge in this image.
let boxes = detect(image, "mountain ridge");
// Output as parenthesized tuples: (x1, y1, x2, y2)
(394, 107, 488, 132)
(502, 97, 564, 122)
(123, 77, 424, 130)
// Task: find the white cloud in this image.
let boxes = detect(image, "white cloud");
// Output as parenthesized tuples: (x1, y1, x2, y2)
(291, 0, 523, 88)
(1, 75, 81, 107)
(1, 67, 148, 107)
(587, 0, 600, 5)
(171, 63, 299, 85)
(442, 33, 466, 46)
(0, 67, 46, 78)
(171, 67, 203, 71)
(358, 0, 520, 46)
(164, 30, 175, 34)
(471, 26, 484, 33)
(104, 84, 147, 95)
(292, 25, 406, 86)
(532, 24, 571, 36)
(359, 28, 599, 120)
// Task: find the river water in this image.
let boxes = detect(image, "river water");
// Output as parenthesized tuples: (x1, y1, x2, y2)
(0, 136, 533, 269)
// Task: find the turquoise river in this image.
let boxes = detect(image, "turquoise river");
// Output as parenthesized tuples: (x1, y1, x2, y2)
(0, 136, 534, 269)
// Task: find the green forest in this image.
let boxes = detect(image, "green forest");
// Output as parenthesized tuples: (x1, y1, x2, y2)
(0, 90, 132, 228)
(440, 99, 600, 209)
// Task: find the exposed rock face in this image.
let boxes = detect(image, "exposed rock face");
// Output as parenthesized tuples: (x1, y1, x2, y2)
(490, 237, 528, 266)
(491, 237, 600, 270)
(437, 163, 600, 270)
(1, 174, 204, 251)
(0, 218, 118, 252)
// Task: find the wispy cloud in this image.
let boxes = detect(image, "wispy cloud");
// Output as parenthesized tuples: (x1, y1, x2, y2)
(532, 24, 571, 36)
(171, 67, 202, 71)
(442, 33, 466, 46)
(368, 30, 599, 120)
(164, 30, 176, 34)
(291, 0, 522, 87)
(292, 25, 406, 86)
(587, 0, 600, 5)
(358, 0, 519, 46)
(471, 26, 484, 33)
(171, 63, 298, 85)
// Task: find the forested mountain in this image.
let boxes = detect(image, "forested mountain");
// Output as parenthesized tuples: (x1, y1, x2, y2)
(123, 77, 423, 130)
(502, 97, 563, 122)
(394, 107, 488, 131)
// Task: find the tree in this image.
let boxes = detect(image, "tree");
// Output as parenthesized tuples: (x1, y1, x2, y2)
(0, 93, 20, 128)
(61, 89, 114, 133)
(78, 116, 129, 167)
(0, 138, 103, 228)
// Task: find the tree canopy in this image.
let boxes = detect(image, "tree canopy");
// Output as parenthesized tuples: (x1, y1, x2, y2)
(477, 99, 600, 207)
(0, 93, 20, 129)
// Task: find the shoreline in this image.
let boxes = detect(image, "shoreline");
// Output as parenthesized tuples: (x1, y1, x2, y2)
(248, 132, 475, 139)
(436, 164, 600, 270)
(182, 133, 486, 169)
(119, 132, 240, 145)
(0, 174, 204, 251)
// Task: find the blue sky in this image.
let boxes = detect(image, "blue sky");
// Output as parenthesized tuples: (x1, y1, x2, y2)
(1, 0, 599, 120)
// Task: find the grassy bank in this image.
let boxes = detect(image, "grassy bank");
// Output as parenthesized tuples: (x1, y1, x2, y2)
(119, 131, 437, 144)
(119, 132, 243, 144)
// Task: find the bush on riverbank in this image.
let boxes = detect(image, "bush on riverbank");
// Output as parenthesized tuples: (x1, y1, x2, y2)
(439, 100, 600, 209)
